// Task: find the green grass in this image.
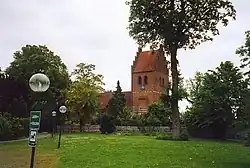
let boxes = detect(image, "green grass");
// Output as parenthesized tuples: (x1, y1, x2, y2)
(1, 133, 250, 168)
(0, 137, 59, 168)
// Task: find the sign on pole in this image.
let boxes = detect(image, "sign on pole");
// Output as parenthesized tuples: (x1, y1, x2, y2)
(28, 111, 41, 147)
(28, 130, 37, 147)
(29, 111, 41, 130)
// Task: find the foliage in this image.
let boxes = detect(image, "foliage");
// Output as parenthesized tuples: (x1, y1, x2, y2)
(66, 63, 104, 131)
(0, 113, 29, 141)
(147, 101, 171, 126)
(185, 61, 248, 139)
(118, 106, 134, 126)
(0, 74, 29, 117)
(106, 81, 126, 119)
(185, 72, 205, 104)
(236, 30, 250, 81)
(156, 131, 189, 141)
(126, 0, 236, 139)
(160, 69, 187, 103)
(126, 0, 236, 50)
(135, 102, 171, 135)
(99, 114, 116, 134)
(0, 115, 10, 139)
(5, 45, 70, 99)
(3, 45, 70, 125)
(245, 132, 250, 147)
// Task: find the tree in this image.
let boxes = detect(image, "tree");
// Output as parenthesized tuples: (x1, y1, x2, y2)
(66, 63, 104, 131)
(185, 61, 248, 139)
(236, 30, 250, 82)
(106, 80, 126, 119)
(147, 101, 172, 126)
(185, 72, 205, 104)
(5, 45, 70, 105)
(119, 106, 133, 126)
(0, 72, 29, 117)
(126, 0, 236, 138)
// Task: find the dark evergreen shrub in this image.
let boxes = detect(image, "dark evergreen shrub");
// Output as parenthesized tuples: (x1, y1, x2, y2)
(99, 114, 116, 134)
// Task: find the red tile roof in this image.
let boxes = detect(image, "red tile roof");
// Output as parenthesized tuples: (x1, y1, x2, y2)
(99, 91, 132, 110)
(100, 92, 113, 109)
(133, 51, 158, 72)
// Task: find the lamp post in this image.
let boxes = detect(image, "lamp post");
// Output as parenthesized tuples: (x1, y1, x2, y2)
(57, 105, 67, 149)
(28, 73, 50, 168)
(51, 111, 56, 138)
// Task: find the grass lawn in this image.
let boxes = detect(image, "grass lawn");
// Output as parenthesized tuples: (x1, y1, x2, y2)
(0, 137, 59, 168)
(1, 133, 250, 168)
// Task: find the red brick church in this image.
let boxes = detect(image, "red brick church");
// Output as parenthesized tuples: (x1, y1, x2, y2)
(100, 46, 169, 113)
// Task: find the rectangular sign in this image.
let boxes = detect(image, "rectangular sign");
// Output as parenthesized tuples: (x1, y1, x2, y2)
(29, 111, 41, 130)
(28, 130, 37, 147)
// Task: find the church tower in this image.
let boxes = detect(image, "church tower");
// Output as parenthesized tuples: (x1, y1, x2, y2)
(131, 45, 169, 113)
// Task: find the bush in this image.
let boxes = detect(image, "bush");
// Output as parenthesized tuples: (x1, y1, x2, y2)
(179, 131, 189, 141)
(245, 132, 250, 147)
(156, 131, 189, 141)
(156, 134, 172, 140)
(0, 113, 29, 141)
(0, 116, 11, 140)
(99, 114, 116, 134)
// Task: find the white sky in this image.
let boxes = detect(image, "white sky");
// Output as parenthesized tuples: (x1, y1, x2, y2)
(0, 0, 249, 111)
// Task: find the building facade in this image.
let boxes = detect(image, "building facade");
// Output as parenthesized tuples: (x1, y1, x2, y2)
(100, 46, 169, 113)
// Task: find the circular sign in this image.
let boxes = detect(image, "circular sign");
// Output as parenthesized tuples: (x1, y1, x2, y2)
(59, 105, 67, 113)
(29, 73, 50, 92)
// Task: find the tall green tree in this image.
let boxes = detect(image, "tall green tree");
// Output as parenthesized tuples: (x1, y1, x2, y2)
(66, 63, 104, 131)
(126, 0, 236, 138)
(185, 72, 205, 104)
(106, 80, 126, 120)
(236, 30, 250, 81)
(185, 61, 248, 139)
(5, 45, 70, 103)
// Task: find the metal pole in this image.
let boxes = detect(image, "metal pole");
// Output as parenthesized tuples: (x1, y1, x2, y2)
(51, 117, 54, 138)
(30, 146, 36, 168)
(57, 124, 62, 149)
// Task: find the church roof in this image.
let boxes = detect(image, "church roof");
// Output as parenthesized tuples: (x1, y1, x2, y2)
(100, 91, 132, 109)
(133, 50, 158, 73)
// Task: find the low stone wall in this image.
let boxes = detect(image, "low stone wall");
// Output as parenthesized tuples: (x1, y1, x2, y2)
(57, 125, 170, 133)
(116, 126, 170, 132)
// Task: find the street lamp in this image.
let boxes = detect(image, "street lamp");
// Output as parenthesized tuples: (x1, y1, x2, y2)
(58, 105, 67, 149)
(29, 73, 50, 92)
(28, 73, 50, 168)
(51, 111, 57, 138)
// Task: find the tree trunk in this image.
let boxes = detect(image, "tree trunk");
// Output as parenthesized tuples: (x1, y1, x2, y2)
(80, 118, 83, 132)
(170, 46, 180, 139)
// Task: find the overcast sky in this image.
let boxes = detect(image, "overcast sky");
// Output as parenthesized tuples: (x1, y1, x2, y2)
(0, 0, 250, 111)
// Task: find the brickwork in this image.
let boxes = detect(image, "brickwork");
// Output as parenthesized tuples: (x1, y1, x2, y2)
(100, 46, 169, 113)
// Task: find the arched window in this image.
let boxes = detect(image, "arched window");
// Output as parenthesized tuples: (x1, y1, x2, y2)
(144, 76, 148, 85)
(138, 76, 142, 85)
(162, 78, 164, 85)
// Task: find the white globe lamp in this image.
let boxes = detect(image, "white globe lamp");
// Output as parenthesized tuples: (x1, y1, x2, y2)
(29, 73, 50, 92)
(59, 105, 67, 114)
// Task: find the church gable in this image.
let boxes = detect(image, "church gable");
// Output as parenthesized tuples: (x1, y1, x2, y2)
(132, 46, 167, 74)
(133, 50, 157, 73)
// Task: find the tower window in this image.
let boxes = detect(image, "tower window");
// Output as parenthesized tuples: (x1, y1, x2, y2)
(144, 76, 148, 85)
(162, 78, 164, 85)
(138, 76, 142, 85)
